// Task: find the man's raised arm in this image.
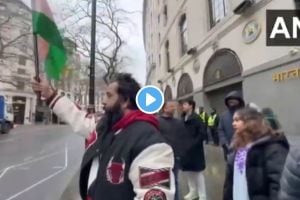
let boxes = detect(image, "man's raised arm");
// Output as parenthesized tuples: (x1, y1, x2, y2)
(32, 77, 96, 137)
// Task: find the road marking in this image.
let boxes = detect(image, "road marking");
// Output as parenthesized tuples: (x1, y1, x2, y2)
(17, 167, 30, 171)
(0, 167, 13, 179)
(4, 144, 69, 200)
(52, 166, 64, 169)
(23, 157, 33, 162)
(64, 142, 68, 167)
(0, 150, 63, 179)
(0, 138, 15, 144)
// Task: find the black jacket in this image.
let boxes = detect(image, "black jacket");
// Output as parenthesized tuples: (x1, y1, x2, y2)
(49, 96, 175, 200)
(278, 146, 300, 200)
(223, 134, 289, 200)
(218, 91, 245, 146)
(180, 112, 206, 171)
(80, 119, 171, 200)
(158, 116, 190, 158)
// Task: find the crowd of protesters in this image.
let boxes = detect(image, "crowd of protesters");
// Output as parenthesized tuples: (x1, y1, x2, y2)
(32, 73, 299, 200)
(157, 90, 300, 200)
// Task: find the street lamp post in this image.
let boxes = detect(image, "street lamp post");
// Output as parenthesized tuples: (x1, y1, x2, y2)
(88, 0, 97, 114)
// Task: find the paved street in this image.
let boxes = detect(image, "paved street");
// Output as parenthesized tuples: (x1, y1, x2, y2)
(1, 125, 298, 200)
(0, 125, 84, 200)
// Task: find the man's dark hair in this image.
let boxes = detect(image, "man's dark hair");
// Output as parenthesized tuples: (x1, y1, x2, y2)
(183, 99, 196, 111)
(160, 100, 176, 113)
(110, 73, 140, 109)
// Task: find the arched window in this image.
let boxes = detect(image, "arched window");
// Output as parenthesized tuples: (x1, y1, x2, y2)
(164, 85, 173, 101)
(203, 49, 242, 87)
(177, 73, 193, 98)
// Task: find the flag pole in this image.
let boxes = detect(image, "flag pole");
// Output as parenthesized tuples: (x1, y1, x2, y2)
(33, 34, 40, 80)
(31, 0, 42, 124)
(31, 0, 40, 81)
(88, 0, 96, 114)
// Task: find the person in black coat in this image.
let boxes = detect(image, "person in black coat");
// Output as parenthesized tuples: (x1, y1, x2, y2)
(260, 107, 300, 200)
(158, 100, 190, 200)
(181, 99, 207, 200)
(159, 101, 189, 159)
(218, 91, 245, 160)
(278, 146, 300, 200)
(223, 108, 289, 200)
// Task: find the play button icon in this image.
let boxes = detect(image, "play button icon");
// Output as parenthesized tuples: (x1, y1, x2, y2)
(146, 93, 156, 107)
(136, 85, 164, 114)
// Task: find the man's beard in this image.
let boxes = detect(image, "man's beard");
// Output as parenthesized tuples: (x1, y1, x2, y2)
(229, 104, 242, 112)
(104, 101, 124, 129)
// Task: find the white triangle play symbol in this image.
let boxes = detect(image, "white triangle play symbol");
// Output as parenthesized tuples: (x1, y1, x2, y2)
(146, 93, 156, 107)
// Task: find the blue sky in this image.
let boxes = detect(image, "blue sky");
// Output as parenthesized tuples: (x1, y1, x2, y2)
(23, 0, 146, 85)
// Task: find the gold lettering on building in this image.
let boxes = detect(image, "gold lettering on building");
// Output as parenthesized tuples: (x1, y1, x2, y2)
(287, 68, 300, 78)
(273, 68, 300, 82)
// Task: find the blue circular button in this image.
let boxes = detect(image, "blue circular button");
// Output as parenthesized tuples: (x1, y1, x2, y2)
(136, 85, 164, 114)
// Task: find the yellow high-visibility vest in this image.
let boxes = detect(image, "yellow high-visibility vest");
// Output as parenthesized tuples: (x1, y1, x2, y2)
(208, 114, 217, 127)
(200, 112, 206, 122)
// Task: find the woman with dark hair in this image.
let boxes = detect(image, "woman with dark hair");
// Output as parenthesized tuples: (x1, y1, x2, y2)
(223, 108, 289, 200)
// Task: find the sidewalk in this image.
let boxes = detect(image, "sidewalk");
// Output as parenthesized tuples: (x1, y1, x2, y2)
(60, 170, 81, 200)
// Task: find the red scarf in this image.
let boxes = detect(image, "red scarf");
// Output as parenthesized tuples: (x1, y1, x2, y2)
(112, 110, 159, 131)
